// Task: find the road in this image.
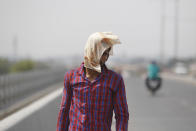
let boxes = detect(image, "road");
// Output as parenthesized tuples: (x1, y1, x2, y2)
(2, 74, 196, 131)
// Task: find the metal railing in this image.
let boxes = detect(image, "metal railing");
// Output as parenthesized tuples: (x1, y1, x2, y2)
(0, 67, 66, 111)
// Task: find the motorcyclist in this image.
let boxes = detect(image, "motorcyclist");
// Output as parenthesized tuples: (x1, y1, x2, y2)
(145, 60, 162, 94)
(147, 61, 160, 79)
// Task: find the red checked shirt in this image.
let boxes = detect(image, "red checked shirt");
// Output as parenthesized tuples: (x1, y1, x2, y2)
(57, 63, 129, 131)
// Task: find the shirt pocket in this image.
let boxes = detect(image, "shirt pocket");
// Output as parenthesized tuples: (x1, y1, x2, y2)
(72, 82, 88, 103)
(93, 85, 113, 113)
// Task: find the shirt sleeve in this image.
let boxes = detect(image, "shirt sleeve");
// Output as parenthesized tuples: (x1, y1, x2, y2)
(57, 72, 72, 131)
(113, 76, 129, 131)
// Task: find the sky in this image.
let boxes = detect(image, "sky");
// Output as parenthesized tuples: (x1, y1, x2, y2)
(0, 0, 196, 60)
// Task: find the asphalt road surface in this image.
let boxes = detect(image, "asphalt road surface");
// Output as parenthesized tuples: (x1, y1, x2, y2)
(4, 74, 196, 131)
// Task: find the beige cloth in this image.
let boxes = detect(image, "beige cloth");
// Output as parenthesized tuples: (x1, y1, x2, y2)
(84, 32, 121, 73)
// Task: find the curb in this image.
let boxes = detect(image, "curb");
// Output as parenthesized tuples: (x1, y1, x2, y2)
(161, 72, 196, 86)
(141, 72, 196, 86)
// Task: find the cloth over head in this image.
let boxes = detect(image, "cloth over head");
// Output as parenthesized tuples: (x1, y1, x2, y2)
(84, 32, 121, 73)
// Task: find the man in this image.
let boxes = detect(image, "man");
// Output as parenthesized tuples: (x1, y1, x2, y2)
(57, 32, 129, 131)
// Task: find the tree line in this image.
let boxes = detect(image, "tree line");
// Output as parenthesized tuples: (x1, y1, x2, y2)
(0, 57, 48, 75)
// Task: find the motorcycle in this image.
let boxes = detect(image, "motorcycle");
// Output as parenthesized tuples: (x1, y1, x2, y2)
(145, 76, 162, 95)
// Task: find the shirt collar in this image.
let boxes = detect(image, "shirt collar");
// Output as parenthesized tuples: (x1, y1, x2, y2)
(77, 62, 85, 76)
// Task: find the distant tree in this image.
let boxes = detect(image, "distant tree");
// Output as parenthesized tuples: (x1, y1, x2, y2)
(34, 61, 49, 69)
(0, 58, 10, 74)
(10, 59, 35, 73)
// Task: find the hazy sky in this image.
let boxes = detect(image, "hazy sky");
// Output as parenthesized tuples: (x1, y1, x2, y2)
(0, 0, 196, 59)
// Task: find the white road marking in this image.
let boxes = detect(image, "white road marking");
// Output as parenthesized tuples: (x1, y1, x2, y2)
(0, 88, 63, 131)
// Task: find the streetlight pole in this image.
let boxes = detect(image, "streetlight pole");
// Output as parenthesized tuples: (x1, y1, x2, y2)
(174, 0, 179, 61)
(160, 0, 166, 63)
(13, 35, 18, 61)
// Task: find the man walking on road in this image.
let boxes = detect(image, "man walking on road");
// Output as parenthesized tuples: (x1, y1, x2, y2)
(57, 32, 129, 131)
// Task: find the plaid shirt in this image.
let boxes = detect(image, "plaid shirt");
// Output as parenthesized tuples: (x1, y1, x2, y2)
(57, 63, 129, 131)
